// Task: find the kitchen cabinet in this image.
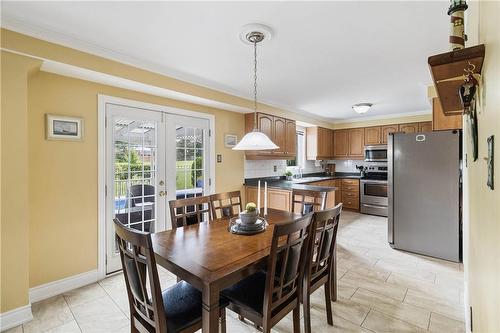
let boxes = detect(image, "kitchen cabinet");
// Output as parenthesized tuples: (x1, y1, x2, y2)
(341, 179, 360, 211)
(432, 98, 462, 131)
(245, 112, 296, 160)
(306, 126, 334, 160)
(381, 124, 399, 144)
(364, 126, 382, 145)
(348, 128, 365, 158)
(245, 186, 291, 212)
(285, 119, 296, 157)
(333, 130, 349, 158)
(399, 122, 419, 133)
(418, 121, 433, 132)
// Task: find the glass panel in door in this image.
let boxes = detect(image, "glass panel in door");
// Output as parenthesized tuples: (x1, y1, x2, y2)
(106, 105, 166, 274)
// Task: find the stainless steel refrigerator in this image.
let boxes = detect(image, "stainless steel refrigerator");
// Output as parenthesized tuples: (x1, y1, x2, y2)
(388, 130, 461, 262)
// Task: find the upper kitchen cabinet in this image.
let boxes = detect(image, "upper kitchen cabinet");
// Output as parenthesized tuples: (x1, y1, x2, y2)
(364, 126, 382, 145)
(432, 98, 462, 131)
(333, 128, 364, 160)
(333, 129, 349, 158)
(244, 112, 296, 159)
(306, 126, 333, 160)
(419, 121, 433, 132)
(348, 128, 365, 158)
(381, 124, 399, 143)
(399, 122, 419, 133)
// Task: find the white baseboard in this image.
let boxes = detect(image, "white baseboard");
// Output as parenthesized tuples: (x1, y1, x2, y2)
(0, 304, 33, 332)
(29, 269, 99, 303)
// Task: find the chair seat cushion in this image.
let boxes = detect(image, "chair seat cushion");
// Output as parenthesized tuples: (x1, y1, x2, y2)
(221, 271, 266, 315)
(162, 281, 228, 333)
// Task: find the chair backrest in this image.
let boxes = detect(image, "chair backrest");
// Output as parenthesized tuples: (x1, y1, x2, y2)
(113, 219, 167, 333)
(291, 189, 327, 214)
(307, 204, 342, 284)
(130, 184, 155, 207)
(262, 213, 314, 321)
(210, 191, 243, 219)
(169, 195, 212, 229)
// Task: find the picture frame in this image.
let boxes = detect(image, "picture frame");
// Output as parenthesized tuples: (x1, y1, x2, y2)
(46, 114, 84, 141)
(224, 134, 238, 148)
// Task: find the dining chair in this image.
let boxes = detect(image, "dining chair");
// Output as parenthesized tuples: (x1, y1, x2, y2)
(169, 195, 212, 229)
(113, 219, 228, 333)
(210, 191, 243, 219)
(291, 188, 327, 214)
(221, 213, 314, 333)
(302, 204, 342, 333)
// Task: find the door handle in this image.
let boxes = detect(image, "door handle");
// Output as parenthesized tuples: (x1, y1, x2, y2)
(159, 190, 167, 197)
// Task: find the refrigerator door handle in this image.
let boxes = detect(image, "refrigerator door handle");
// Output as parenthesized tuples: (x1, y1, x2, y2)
(387, 133, 394, 244)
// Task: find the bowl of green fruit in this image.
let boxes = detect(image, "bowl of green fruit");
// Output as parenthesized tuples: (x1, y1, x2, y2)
(239, 202, 259, 224)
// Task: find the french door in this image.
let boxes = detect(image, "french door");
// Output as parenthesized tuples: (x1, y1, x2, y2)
(105, 102, 211, 274)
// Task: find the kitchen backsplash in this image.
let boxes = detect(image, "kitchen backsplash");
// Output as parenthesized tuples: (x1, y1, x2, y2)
(244, 159, 387, 178)
(244, 159, 323, 179)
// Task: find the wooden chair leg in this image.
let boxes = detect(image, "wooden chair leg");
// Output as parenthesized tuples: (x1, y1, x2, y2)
(331, 251, 338, 302)
(324, 282, 333, 325)
(219, 307, 226, 333)
(303, 287, 311, 333)
(293, 306, 301, 333)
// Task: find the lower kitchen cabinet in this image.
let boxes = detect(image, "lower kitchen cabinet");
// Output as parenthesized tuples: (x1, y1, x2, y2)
(245, 186, 291, 211)
(341, 179, 360, 211)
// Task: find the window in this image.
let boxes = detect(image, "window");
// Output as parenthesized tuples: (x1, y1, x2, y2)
(286, 131, 305, 169)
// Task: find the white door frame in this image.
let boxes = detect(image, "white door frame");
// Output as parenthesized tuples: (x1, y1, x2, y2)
(97, 94, 216, 279)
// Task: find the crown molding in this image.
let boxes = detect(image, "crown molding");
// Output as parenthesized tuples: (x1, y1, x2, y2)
(332, 110, 432, 124)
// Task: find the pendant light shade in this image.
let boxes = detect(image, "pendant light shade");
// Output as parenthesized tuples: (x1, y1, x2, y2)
(232, 26, 278, 151)
(232, 130, 279, 150)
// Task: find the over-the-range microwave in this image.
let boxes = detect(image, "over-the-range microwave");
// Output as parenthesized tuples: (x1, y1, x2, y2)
(364, 145, 388, 162)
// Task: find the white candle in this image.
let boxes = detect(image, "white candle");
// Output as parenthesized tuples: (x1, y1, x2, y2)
(257, 180, 261, 213)
(264, 181, 268, 216)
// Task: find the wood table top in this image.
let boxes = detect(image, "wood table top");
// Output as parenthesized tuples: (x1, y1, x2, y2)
(151, 208, 302, 287)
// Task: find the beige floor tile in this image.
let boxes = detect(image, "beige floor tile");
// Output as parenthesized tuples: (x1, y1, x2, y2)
(341, 271, 407, 301)
(309, 287, 369, 325)
(71, 296, 128, 333)
(362, 310, 427, 333)
(351, 288, 431, 329)
(337, 279, 358, 299)
(375, 259, 436, 283)
(435, 271, 465, 291)
(404, 289, 464, 322)
(63, 283, 108, 308)
(387, 273, 460, 304)
(428, 312, 465, 333)
(23, 295, 74, 333)
(3, 325, 23, 333)
(44, 320, 82, 333)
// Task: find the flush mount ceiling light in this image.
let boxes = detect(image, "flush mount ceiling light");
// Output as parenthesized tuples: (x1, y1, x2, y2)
(233, 25, 278, 151)
(352, 103, 373, 114)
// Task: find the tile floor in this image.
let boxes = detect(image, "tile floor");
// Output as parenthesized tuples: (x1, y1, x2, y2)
(6, 211, 465, 333)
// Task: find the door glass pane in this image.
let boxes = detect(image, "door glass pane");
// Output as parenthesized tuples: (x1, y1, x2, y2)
(113, 118, 157, 241)
(175, 125, 206, 200)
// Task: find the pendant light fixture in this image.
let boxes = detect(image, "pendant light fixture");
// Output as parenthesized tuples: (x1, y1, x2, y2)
(233, 27, 278, 151)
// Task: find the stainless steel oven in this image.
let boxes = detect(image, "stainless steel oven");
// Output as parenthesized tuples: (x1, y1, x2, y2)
(360, 179, 388, 217)
(364, 145, 388, 162)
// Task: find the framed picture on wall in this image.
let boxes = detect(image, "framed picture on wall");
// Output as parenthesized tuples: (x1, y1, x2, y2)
(224, 134, 238, 148)
(46, 114, 84, 141)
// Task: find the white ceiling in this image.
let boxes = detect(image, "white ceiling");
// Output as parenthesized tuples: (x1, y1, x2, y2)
(1, 1, 451, 120)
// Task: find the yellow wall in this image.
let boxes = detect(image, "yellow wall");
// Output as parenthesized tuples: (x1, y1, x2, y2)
(28, 71, 247, 288)
(0, 51, 41, 312)
(332, 113, 432, 129)
(466, 1, 500, 331)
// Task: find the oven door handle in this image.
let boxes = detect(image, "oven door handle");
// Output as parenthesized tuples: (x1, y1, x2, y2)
(362, 203, 386, 209)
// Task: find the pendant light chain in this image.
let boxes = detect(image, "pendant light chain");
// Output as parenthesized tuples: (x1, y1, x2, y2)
(253, 39, 258, 130)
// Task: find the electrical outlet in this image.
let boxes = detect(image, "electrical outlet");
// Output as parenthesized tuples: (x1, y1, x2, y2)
(273, 165, 277, 172)
(217, 154, 222, 163)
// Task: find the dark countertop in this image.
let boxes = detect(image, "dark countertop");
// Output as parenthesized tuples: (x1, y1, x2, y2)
(244, 172, 361, 192)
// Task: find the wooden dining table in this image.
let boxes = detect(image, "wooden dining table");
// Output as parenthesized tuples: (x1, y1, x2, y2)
(151, 208, 303, 333)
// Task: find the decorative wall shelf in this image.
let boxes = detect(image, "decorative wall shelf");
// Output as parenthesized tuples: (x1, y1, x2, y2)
(428, 44, 485, 115)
